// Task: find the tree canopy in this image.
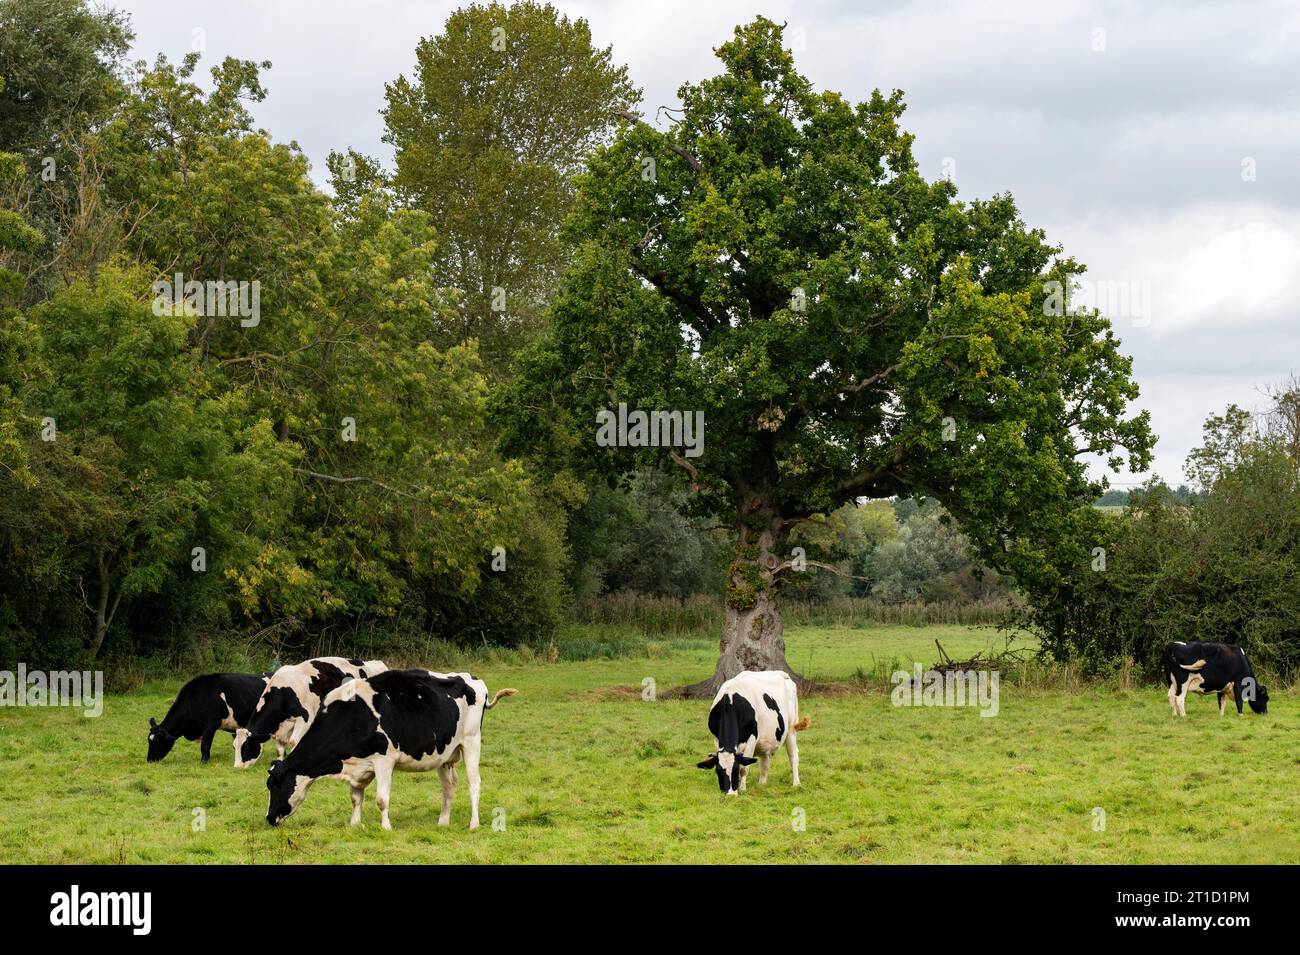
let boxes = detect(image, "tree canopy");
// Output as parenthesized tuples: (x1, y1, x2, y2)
(497, 18, 1153, 692)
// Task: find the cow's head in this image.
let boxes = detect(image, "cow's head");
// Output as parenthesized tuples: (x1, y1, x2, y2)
(1245, 679, 1269, 714)
(265, 759, 311, 825)
(146, 718, 176, 762)
(233, 727, 268, 768)
(697, 750, 756, 795)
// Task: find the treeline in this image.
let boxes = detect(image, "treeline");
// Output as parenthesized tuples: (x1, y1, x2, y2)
(570, 480, 1014, 607)
(1094, 484, 1197, 507)
(1033, 385, 1300, 679)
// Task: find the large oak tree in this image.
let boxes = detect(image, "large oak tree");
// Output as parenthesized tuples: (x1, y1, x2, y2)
(497, 18, 1153, 696)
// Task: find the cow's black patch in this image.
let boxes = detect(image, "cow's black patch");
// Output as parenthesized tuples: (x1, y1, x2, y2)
(762, 693, 785, 741)
(242, 685, 310, 762)
(148, 673, 268, 762)
(308, 661, 351, 702)
(708, 692, 757, 750)
(348, 659, 364, 667)
(249, 685, 309, 735)
(425, 674, 476, 707)
(704, 693, 759, 792)
(371, 670, 466, 760)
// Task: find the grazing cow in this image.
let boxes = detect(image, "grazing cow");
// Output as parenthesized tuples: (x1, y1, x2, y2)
(234, 657, 387, 767)
(265, 669, 517, 830)
(147, 673, 270, 762)
(1162, 641, 1269, 717)
(696, 670, 810, 795)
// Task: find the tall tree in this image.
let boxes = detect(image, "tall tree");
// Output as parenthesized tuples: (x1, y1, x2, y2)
(382, 0, 639, 376)
(0, 0, 131, 156)
(0, 0, 132, 301)
(497, 18, 1153, 695)
(0, 74, 47, 477)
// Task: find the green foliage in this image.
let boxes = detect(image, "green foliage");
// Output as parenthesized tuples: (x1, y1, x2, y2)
(14, 267, 294, 660)
(1, 45, 569, 661)
(783, 500, 896, 601)
(566, 468, 723, 600)
(1031, 396, 1300, 677)
(863, 499, 1006, 604)
(0, 0, 131, 156)
(383, 0, 639, 376)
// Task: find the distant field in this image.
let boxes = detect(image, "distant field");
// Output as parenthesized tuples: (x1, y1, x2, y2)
(2, 624, 1297, 864)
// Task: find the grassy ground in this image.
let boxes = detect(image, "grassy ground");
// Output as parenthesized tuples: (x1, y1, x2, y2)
(2, 623, 1298, 864)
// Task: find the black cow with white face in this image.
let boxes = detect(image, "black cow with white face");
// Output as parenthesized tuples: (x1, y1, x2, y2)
(1162, 641, 1269, 717)
(265, 669, 516, 830)
(697, 670, 810, 795)
(147, 673, 270, 762)
(234, 657, 387, 767)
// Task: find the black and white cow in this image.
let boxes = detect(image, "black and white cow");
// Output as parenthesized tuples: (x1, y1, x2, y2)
(1162, 641, 1269, 717)
(697, 670, 809, 795)
(147, 673, 270, 762)
(234, 657, 387, 767)
(265, 669, 516, 830)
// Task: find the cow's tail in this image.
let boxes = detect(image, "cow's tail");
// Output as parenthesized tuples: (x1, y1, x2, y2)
(486, 687, 518, 709)
(791, 715, 811, 732)
(1180, 659, 1207, 671)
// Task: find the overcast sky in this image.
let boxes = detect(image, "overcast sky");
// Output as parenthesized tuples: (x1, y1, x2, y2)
(117, 0, 1300, 488)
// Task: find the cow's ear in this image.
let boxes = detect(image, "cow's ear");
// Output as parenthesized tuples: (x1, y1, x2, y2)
(736, 754, 758, 766)
(696, 754, 718, 769)
(149, 718, 157, 729)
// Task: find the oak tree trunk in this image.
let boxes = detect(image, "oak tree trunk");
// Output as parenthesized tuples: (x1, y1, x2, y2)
(680, 502, 798, 699)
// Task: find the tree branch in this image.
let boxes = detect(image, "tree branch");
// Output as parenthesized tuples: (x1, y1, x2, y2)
(292, 467, 417, 500)
(616, 109, 702, 173)
(835, 445, 908, 496)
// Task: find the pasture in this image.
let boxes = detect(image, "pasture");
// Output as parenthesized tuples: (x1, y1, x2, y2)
(1, 623, 1298, 864)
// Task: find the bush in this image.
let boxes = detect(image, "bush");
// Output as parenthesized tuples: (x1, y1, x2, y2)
(1029, 410, 1300, 679)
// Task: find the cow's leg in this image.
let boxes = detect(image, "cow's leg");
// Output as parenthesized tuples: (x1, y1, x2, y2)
(786, 730, 801, 787)
(373, 760, 395, 831)
(199, 724, 218, 762)
(1168, 675, 1178, 716)
(437, 764, 456, 826)
(349, 784, 365, 825)
(462, 737, 482, 830)
(758, 753, 771, 785)
(1227, 681, 1244, 716)
(1176, 679, 1189, 717)
(1218, 691, 1227, 716)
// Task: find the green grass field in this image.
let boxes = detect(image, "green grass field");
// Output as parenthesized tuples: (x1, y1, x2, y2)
(2, 624, 1298, 864)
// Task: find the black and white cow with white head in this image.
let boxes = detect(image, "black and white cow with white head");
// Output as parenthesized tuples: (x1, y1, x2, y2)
(697, 670, 809, 795)
(234, 657, 387, 767)
(265, 669, 517, 830)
